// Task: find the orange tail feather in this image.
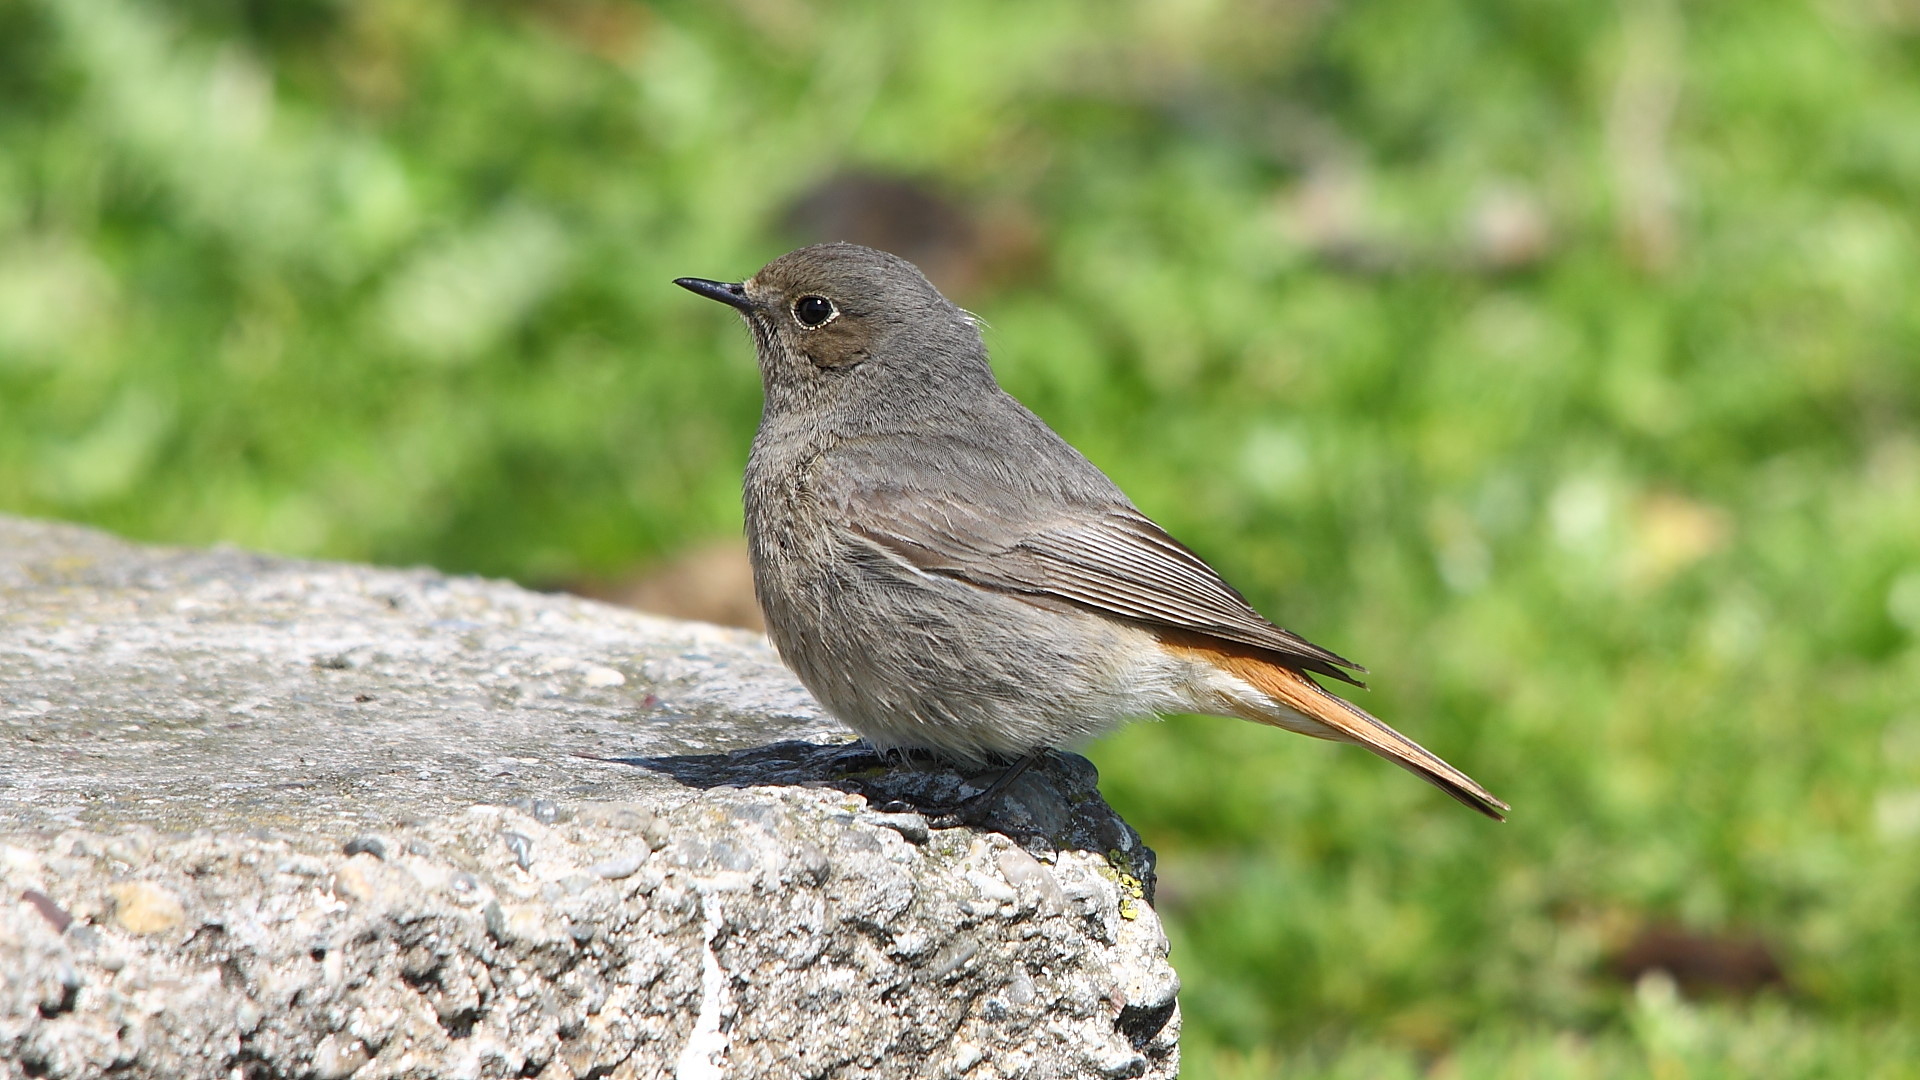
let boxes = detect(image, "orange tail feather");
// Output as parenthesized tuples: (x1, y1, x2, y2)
(1161, 634, 1508, 821)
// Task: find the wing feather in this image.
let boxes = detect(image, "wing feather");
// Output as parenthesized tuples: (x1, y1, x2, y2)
(836, 487, 1364, 684)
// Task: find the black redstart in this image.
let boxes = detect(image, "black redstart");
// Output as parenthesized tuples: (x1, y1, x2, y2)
(675, 243, 1507, 820)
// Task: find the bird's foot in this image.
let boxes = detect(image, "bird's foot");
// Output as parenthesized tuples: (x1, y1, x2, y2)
(828, 743, 941, 775)
(919, 790, 999, 830)
(881, 750, 1050, 830)
(886, 788, 993, 829)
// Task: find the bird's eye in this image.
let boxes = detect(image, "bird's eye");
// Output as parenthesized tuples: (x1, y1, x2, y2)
(791, 295, 838, 329)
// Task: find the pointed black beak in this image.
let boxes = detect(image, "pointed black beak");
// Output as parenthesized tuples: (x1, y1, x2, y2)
(674, 277, 755, 312)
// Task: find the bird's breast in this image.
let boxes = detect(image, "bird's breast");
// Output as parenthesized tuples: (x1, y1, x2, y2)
(742, 439, 851, 637)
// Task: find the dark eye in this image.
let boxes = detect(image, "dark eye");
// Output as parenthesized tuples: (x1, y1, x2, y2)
(792, 295, 837, 329)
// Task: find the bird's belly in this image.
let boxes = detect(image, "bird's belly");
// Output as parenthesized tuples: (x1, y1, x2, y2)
(753, 544, 1207, 763)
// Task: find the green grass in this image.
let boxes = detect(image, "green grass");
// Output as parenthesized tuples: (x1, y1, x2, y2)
(4, 1, 1918, 1074)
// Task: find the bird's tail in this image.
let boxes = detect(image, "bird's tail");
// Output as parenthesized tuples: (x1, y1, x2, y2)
(1162, 634, 1508, 820)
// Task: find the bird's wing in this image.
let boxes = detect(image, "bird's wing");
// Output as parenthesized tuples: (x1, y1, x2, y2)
(832, 480, 1365, 685)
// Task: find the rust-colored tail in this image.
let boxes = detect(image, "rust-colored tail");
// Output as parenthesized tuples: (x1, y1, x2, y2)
(1162, 635, 1509, 820)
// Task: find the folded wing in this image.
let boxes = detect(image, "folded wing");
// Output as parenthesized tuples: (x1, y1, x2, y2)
(834, 477, 1364, 685)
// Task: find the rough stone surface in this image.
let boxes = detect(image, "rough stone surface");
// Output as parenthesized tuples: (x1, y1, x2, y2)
(0, 517, 1179, 1079)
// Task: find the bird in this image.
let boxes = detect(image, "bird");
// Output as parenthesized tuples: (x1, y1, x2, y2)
(674, 243, 1506, 821)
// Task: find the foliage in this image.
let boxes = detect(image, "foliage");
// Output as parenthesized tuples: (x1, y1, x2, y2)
(4, 1, 1918, 1074)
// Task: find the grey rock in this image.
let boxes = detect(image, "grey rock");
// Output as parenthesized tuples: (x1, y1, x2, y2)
(0, 516, 1180, 1078)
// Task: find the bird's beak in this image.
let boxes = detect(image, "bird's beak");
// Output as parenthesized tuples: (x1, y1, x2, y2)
(673, 277, 755, 312)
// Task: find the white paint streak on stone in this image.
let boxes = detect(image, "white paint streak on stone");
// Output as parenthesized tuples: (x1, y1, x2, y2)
(675, 895, 731, 1080)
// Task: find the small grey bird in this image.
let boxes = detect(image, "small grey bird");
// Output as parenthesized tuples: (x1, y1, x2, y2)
(675, 243, 1506, 820)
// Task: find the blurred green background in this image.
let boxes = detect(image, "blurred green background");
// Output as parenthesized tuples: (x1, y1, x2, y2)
(4, 0, 1919, 1074)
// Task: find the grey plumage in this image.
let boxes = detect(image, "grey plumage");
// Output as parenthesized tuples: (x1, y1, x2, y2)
(675, 243, 1507, 819)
